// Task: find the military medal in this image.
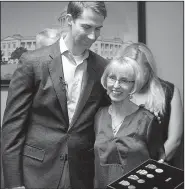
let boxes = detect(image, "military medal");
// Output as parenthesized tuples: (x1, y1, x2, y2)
(147, 173, 154, 178)
(136, 169, 142, 174)
(119, 180, 130, 186)
(137, 179, 145, 183)
(165, 177, 172, 182)
(155, 168, 163, 173)
(128, 185, 136, 189)
(128, 175, 139, 180)
(145, 164, 157, 169)
(139, 169, 148, 175)
(136, 169, 148, 175)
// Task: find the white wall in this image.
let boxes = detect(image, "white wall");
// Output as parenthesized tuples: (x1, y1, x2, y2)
(146, 1, 184, 169)
(146, 2, 183, 101)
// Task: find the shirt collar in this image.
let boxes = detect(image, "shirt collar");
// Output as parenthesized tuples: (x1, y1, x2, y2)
(60, 36, 68, 54)
(59, 36, 89, 65)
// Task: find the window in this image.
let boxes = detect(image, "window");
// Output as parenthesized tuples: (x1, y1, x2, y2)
(101, 43, 104, 49)
(27, 42, 31, 48)
(2, 44, 6, 49)
(8, 43, 11, 48)
(13, 43, 16, 48)
(21, 42, 25, 47)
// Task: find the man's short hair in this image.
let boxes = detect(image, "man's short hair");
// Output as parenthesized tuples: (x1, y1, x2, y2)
(67, 1, 107, 20)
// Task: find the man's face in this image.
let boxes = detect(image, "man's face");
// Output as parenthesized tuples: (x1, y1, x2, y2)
(69, 8, 105, 53)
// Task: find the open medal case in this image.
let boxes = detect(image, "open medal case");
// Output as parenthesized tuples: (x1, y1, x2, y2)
(107, 159, 184, 189)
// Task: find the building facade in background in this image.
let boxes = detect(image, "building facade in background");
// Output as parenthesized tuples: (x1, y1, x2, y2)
(1, 7, 123, 62)
(1, 34, 36, 62)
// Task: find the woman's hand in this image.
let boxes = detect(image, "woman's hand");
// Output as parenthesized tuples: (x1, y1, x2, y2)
(149, 109, 161, 124)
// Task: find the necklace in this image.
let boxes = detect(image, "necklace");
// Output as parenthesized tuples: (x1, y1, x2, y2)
(112, 119, 125, 135)
(109, 105, 125, 135)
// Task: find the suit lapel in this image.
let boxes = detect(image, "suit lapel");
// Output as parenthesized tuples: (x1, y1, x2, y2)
(48, 41, 69, 125)
(69, 53, 98, 128)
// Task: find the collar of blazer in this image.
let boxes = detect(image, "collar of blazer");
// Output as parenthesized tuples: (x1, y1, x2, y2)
(48, 39, 105, 80)
(47, 39, 105, 128)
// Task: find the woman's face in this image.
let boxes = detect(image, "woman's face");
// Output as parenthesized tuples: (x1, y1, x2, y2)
(106, 64, 135, 102)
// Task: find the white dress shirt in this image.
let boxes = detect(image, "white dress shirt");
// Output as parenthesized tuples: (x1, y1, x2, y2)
(59, 37, 89, 124)
(58, 37, 90, 189)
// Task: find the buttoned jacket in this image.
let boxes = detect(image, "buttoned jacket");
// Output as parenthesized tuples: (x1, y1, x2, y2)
(2, 40, 109, 189)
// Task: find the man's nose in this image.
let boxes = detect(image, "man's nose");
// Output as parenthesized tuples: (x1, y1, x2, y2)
(88, 30, 96, 40)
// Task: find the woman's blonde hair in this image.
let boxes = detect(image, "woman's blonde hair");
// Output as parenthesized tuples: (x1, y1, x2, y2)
(117, 42, 165, 115)
(101, 56, 145, 95)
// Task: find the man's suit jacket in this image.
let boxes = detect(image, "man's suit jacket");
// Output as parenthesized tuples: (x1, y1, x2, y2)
(2, 40, 109, 189)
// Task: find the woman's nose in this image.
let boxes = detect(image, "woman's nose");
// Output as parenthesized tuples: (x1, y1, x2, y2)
(113, 80, 121, 88)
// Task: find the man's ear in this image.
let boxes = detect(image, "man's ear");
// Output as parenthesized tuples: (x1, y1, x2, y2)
(66, 14, 73, 26)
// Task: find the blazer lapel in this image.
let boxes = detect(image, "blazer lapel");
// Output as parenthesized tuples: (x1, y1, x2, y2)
(69, 54, 98, 128)
(48, 41, 69, 125)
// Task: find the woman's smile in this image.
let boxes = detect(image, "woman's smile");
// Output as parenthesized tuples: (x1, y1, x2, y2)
(111, 90, 122, 95)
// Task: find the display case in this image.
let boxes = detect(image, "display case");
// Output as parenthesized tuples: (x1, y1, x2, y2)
(107, 159, 184, 189)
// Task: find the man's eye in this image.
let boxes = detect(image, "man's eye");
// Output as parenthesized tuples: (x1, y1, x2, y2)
(82, 25, 90, 29)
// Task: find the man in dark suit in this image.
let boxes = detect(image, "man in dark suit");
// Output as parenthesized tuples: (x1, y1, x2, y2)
(2, 2, 109, 189)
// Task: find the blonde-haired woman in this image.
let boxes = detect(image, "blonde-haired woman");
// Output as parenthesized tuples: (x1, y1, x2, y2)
(119, 42, 183, 166)
(94, 56, 165, 188)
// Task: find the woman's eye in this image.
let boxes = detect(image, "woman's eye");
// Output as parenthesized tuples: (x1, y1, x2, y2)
(119, 79, 126, 83)
(109, 76, 115, 80)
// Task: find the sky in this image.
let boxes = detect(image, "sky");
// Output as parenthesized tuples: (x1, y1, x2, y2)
(1, 1, 138, 42)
